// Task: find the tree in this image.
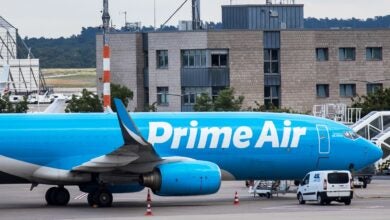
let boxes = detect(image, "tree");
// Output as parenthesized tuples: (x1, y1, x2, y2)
(110, 84, 133, 112)
(193, 93, 214, 112)
(351, 88, 390, 117)
(214, 88, 244, 111)
(194, 88, 244, 112)
(65, 89, 103, 113)
(0, 95, 29, 113)
(249, 101, 299, 113)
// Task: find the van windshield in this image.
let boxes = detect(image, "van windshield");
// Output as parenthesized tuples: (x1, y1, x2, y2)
(328, 173, 349, 184)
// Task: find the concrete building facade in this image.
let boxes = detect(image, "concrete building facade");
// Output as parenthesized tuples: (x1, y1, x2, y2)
(96, 4, 390, 113)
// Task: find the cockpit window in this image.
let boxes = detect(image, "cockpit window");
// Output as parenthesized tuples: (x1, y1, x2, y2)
(344, 131, 359, 140)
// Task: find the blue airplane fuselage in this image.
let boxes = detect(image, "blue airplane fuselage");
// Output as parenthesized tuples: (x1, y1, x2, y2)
(0, 112, 382, 181)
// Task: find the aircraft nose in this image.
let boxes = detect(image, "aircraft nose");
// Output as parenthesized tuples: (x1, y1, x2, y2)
(366, 141, 383, 164)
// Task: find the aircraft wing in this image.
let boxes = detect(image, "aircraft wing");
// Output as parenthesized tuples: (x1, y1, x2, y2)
(72, 99, 162, 172)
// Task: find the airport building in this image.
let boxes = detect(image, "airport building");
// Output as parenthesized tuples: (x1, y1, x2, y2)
(96, 2, 390, 113)
(0, 16, 46, 96)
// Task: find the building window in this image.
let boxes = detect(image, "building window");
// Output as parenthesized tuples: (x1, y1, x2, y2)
(144, 52, 149, 68)
(264, 49, 279, 74)
(157, 87, 169, 105)
(156, 50, 168, 69)
(264, 86, 280, 108)
(183, 93, 197, 105)
(340, 84, 356, 97)
(316, 84, 329, 98)
(339, 48, 356, 61)
(316, 48, 329, 61)
(366, 47, 382, 61)
(212, 87, 226, 101)
(182, 50, 206, 68)
(367, 83, 383, 94)
(211, 53, 228, 67)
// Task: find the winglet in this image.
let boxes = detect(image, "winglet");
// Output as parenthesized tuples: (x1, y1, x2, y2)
(114, 98, 149, 146)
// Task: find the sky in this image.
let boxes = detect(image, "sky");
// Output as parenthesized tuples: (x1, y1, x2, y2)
(0, 0, 389, 38)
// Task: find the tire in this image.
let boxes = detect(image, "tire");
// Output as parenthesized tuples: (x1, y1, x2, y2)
(45, 187, 57, 205)
(96, 190, 113, 207)
(344, 199, 351, 205)
(298, 193, 305, 205)
(87, 193, 95, 207)
(317, 193, 324, 205)
(53, 188, 70, 206)
(363, 181, 367, 189)
(325, 200, 331, 205)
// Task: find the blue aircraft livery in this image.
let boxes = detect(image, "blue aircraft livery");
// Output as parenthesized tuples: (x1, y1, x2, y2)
(0, 99, 382, 207)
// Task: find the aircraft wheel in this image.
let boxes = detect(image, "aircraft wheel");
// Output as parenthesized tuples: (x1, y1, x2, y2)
(87, 193, 95, 207)
(88, 190, 113, 207)
(95, 190, 113, 207)
(45, 187, 70, 206)
(45, 187, 57, 205)
(54, 187, 70, 206)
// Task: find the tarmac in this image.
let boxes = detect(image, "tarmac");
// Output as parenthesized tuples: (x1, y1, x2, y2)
(0, 179, 390, 220)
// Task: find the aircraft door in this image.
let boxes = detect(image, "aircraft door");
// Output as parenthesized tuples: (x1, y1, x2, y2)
(316, 125, 330, 155)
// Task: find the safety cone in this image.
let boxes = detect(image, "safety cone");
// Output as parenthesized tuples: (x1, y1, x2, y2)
(146, 189, 152, 202)
(234, 191, 240, 205)
(145, 202, 153, 216)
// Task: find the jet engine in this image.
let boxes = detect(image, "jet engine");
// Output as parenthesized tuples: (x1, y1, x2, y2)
(140, 161, 221, 196)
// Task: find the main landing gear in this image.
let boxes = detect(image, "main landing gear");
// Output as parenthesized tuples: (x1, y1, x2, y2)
(87, 189, 113, 207)
(45, 186, 70, 206)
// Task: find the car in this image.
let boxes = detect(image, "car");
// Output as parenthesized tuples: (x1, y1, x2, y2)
(297, 170, 353, 205)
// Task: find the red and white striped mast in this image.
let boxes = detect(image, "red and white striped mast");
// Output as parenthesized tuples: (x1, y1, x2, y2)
(102, 0, 111, 109)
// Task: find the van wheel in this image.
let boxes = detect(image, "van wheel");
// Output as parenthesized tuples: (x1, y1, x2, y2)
(298, 193, 305, 204)
(317, 194, 324, 205)
(344, 199, 351, 205)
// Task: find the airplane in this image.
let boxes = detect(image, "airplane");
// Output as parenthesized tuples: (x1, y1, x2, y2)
(0, 99, 382, 207)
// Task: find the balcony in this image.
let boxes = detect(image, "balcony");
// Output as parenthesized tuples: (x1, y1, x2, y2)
(181, 67, 230, 87)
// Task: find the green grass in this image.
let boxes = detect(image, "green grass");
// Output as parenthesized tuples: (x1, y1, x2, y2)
(42, 68, 96, 88)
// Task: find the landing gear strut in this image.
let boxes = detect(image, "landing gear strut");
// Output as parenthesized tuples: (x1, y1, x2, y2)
(87, 189, 113, 207)
(45, 186, 70, 206)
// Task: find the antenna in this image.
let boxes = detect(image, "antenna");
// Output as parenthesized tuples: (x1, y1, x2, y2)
(120, 11, 127, 27)
(192, 0, 201, 30)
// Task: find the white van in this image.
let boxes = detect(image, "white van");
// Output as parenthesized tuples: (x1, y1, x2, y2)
(297, 170, 353, 205)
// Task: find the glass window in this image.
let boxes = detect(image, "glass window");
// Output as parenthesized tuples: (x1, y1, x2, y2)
(301, 174, 310, 185)
(157, 87, 169, 105)
(211, 54, 228, 67)
(316, 84, 329, 98)
(367, 83, 383, 94)
(157, 50, 168, 68)
(328, 173, 349, 184)
(366, 47, 382, 61)
(264, 86, 280, 108)
(340, 84, 356, 97)
(339, 48, 356, 61)
(264, 49, 279, 74)
(212, 87, 225, 101)
(182, 50, 207, 68)
(316, 48, 329, 61)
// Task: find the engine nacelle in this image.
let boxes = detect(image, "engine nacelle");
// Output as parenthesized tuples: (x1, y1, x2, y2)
(141, 161, 221, 196)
